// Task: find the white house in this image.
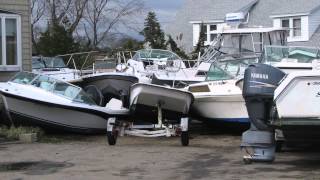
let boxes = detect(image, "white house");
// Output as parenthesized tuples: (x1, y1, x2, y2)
(166, 0, 320, 53)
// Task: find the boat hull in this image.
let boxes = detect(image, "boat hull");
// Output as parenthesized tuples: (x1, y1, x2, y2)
(191, 94, 249, 124)
(130, 83, 194, 123)
(1, 92, 110, 134)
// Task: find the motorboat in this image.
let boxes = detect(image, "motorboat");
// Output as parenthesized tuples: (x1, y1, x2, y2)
(105, 83, 194, 146)
(0, 72, 130, 134)
(152, 27, 287, 88)
(241, 63, 320, 163)
(189, 46, 320, 126)
(189, 56, 259, 125)
(32, 56, 81, 82)
(130, 83, 194, 123)
(76, 73, 139, 108)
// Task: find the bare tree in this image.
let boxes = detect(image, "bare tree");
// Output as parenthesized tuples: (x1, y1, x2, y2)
(31, 0, 46, 49)
(83, 0, 145, 49)
(46, 0, 88, 33)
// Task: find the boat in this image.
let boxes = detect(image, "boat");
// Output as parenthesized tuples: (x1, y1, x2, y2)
(32, 56, 81, 82)
(120, 49, 209, 87)
(76, 73, 139, 108)
(241, 63, 320, 163)
(152, 27, 288, 88)
(130, 83, 194, 123)
(189, 56, 259, 125)
(189, 45, 320, 126)
(0, 72, 129, 134)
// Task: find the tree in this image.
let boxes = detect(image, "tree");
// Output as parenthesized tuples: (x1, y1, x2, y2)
(141, 12, 166, 49)
(166, 35, 189, 59)
(83, 0, 145, 49)
(121, 38, 143, 51)
(31, 0, 46, 53)
(37, 23, 79, 56)
(46, 0, 88, 33)
(192, 23, 206, 59)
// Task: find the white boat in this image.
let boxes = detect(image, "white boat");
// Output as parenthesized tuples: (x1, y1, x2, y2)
(130, 83, 194, 123)
(0, 72, 129, 134)
(189, 46, 320, 125)
(32, 56, 81, 82)
(115, 49, 209, 87)
(241, 63, 320, 163)
(189, 56, 258, 124)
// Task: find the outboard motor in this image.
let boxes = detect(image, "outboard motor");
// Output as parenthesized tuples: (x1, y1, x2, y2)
(241, 64, 285, 163)
(243, 64, 286, 130)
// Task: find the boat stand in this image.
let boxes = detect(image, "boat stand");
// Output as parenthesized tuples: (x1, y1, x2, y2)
(241, 124, 276, 164)
(106, 103, 190, 146)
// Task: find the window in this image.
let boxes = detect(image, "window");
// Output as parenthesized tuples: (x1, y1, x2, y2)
(281, 19, 289, 28)
(0, 14, 21, 70)
(293, 18, 301, 37)
(280, 17, 302, 39)
(210, 25, 217, 31)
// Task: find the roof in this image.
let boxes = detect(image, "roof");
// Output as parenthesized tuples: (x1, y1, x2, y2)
(188, 0, 258, 22)
(270, 0, 320, 16)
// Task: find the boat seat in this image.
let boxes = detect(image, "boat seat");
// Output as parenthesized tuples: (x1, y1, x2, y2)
(84, 85, 105, 106)
(39, 81, 54, 91)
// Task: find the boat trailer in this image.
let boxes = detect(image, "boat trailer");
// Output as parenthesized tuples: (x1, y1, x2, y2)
(106, 103, 190, 146)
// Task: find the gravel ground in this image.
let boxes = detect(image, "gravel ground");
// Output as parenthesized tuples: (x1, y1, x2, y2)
(0, 132, 320, 180)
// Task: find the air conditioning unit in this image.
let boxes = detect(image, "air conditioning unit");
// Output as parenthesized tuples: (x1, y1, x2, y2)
(225, 12, 246, 27)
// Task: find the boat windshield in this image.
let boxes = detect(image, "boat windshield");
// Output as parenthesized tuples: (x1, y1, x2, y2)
(10, 72, 96, 105)
(263, 46, 320, 64)
(132, 49, 181, 61)
(32, 57, 67, 69)
(206, 57, 258, 81)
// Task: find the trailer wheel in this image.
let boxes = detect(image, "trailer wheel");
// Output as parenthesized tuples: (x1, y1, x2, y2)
(107, 131, 118, 145)
(181, 131, 189, 146)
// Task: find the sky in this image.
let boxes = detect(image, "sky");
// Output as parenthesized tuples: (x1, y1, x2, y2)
(129, 0, 184, 39)
(144, 0, 184, 25)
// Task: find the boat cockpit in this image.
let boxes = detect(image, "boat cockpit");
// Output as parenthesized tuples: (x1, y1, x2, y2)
(10, 72, 97, 105)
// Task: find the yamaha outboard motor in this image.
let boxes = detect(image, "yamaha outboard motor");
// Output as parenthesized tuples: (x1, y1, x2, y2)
(243, 64, 286, 130)
(241, 64, 285, 163)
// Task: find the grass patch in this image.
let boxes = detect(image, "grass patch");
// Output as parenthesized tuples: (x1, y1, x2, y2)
(0, 126, 44, 140)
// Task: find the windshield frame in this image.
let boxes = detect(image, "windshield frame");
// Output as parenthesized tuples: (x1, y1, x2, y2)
(132, 49, 182, 61)
(206, 56, 259, 81)
(262, 45, 320, 64)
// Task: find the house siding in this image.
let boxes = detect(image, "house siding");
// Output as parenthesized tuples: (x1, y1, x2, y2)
(0, 0, 31, 82)
(309, 9, 320, 38)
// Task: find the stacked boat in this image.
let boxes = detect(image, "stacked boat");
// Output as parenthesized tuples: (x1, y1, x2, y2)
(0, 72, 130, 134)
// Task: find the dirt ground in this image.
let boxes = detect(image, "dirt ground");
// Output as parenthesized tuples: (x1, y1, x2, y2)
(0, 131, 320, 180)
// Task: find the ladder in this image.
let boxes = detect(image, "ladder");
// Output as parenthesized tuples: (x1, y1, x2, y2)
(199, 34, 224, 62)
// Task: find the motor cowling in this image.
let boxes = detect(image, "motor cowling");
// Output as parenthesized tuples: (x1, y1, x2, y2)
(243, 64, 285, 130)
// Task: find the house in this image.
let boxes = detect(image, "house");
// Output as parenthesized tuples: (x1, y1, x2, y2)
(166, 0, 320, 53)
(0, 0, 31, 81)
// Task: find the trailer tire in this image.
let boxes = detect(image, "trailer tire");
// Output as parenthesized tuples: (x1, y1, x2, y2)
(107, 131, 118, 145)
(181, 131, 189, 146)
